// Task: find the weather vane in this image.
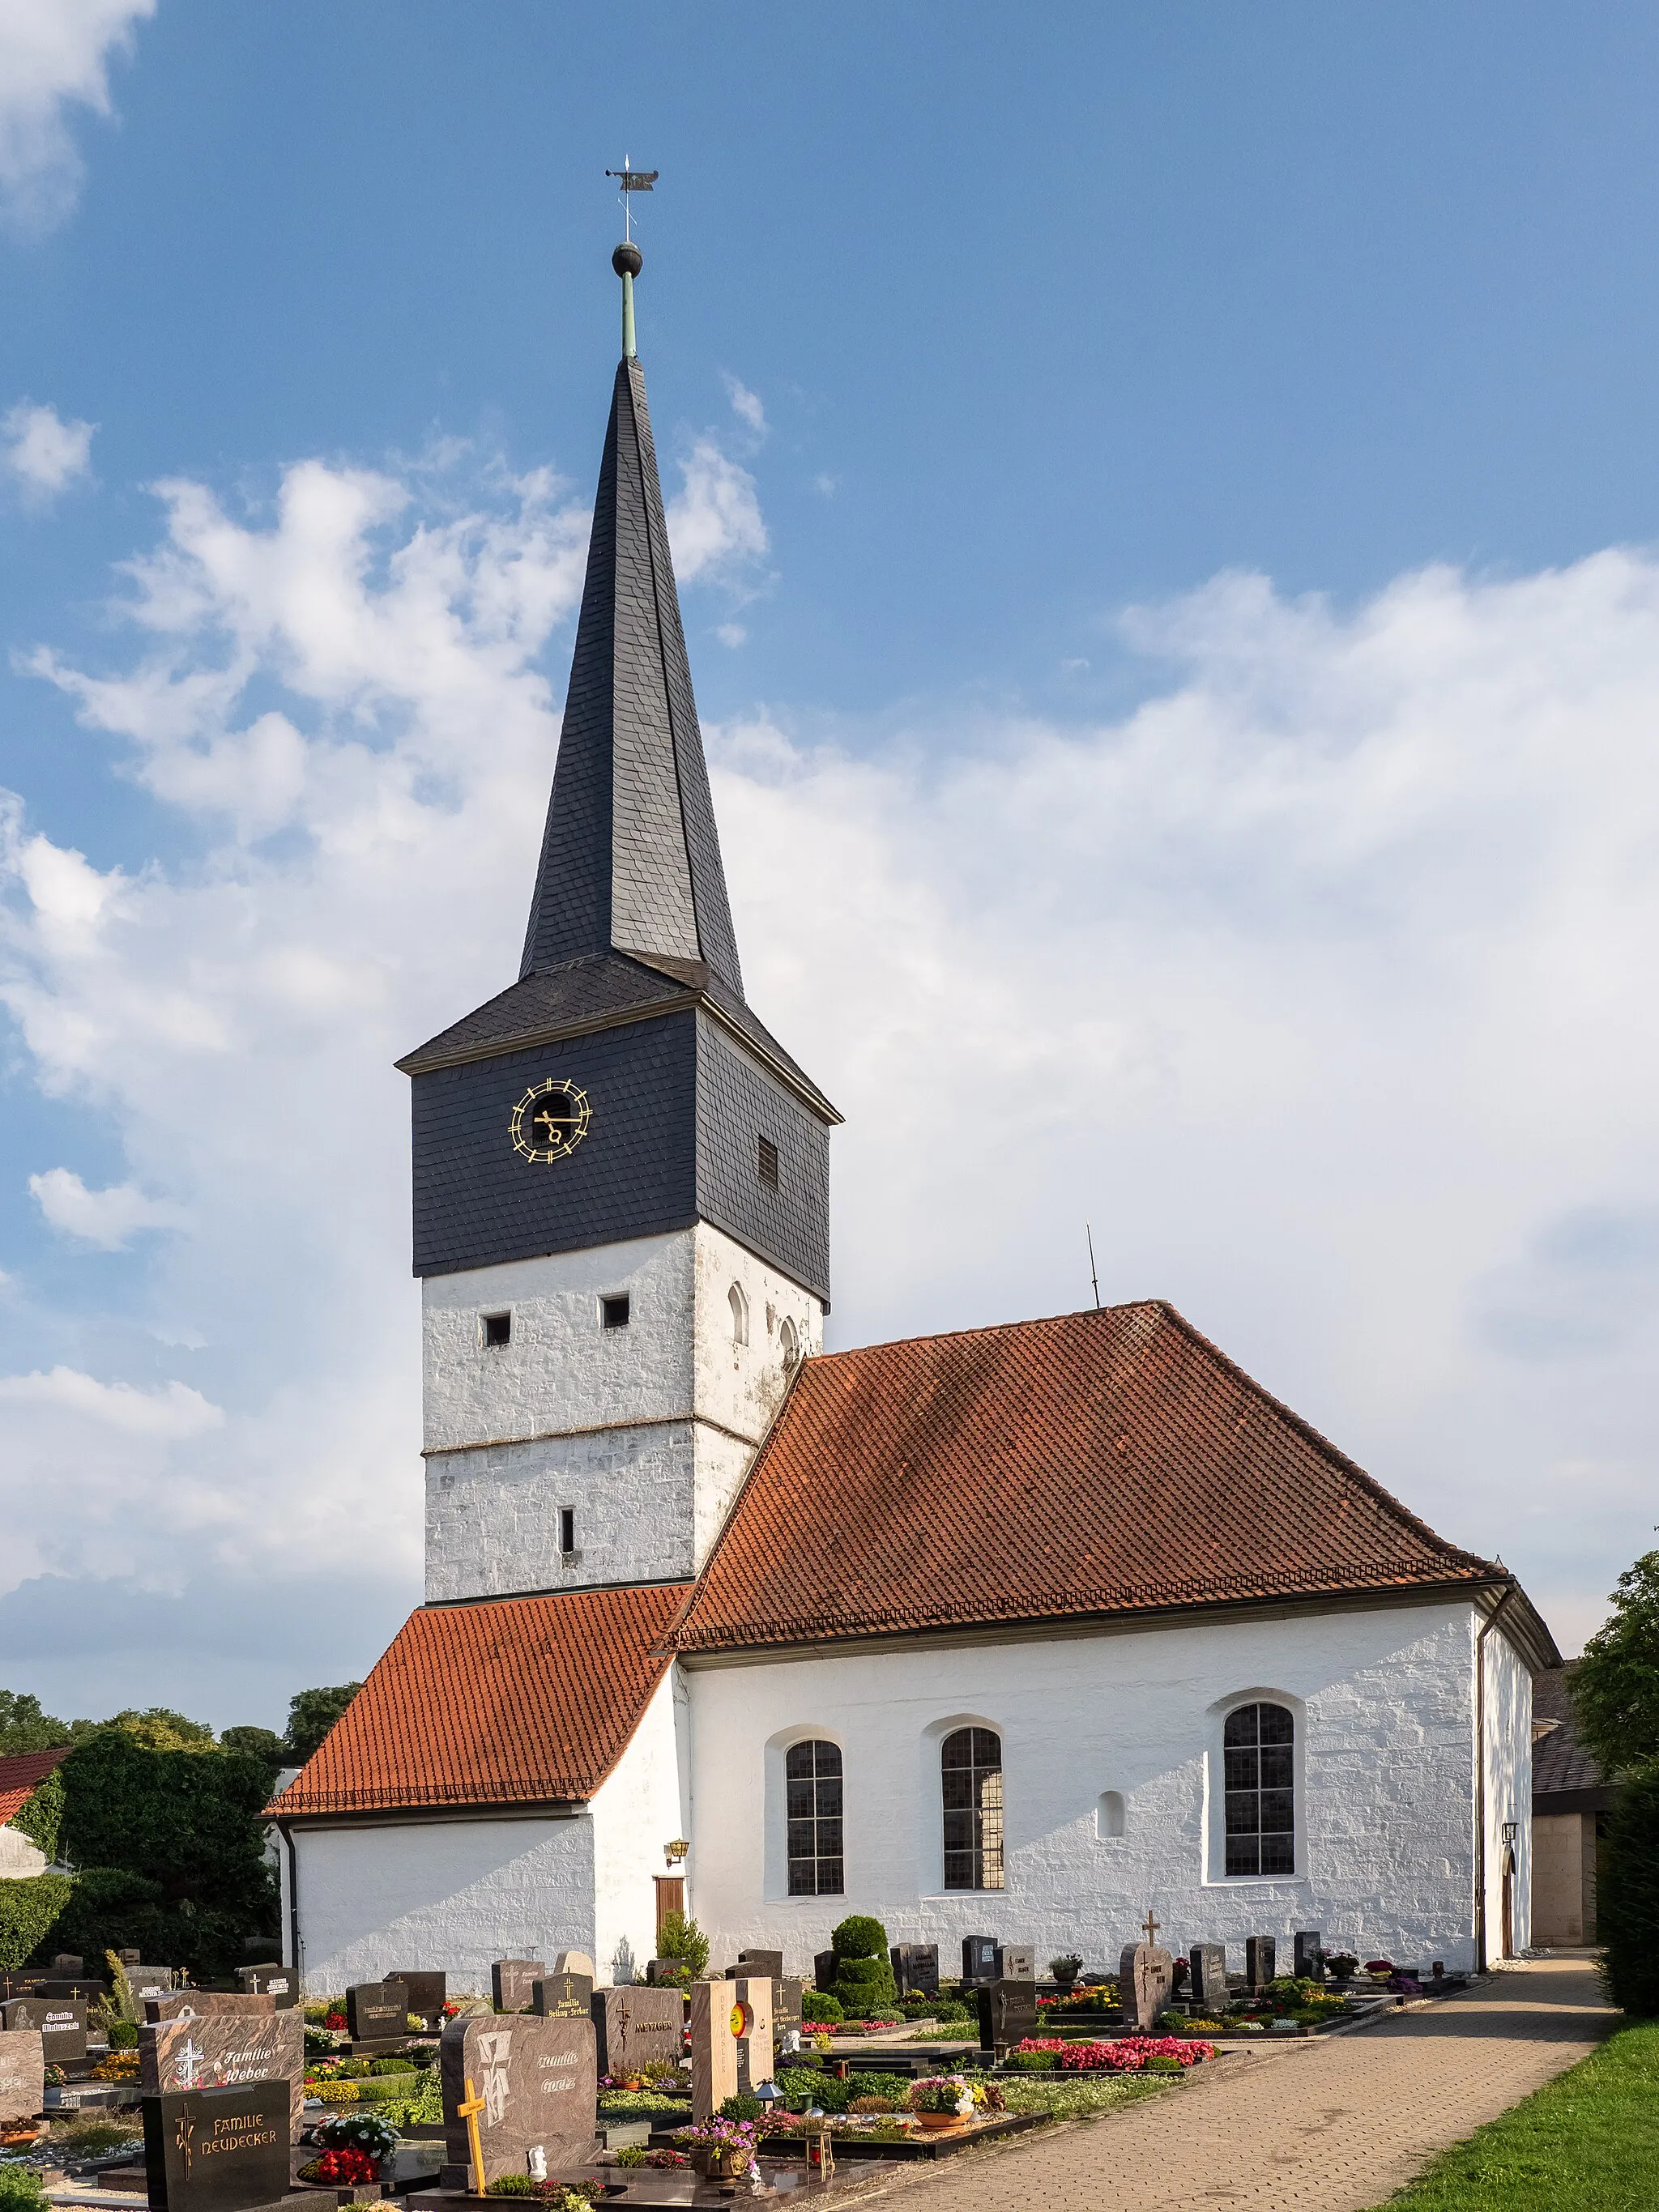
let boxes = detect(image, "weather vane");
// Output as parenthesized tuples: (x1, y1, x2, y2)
(605, 159, 658, 243)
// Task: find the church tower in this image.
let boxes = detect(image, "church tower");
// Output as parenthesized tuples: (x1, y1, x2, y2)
(399, 243, 838, 1604)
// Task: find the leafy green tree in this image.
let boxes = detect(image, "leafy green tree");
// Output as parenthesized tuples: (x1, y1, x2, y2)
(51, 1731, 277, 1980)
(1599, 1763, 1659, 2016)
(97, 1709, 216, 1753)
(11, 1768, 64, 1861)
(220, 1727, 285, 1795)
(655, 1910, 710, 1978)
(0, 1690, 71, 1755)
(284, 1684, 362, 1763)
(1573, 1548, 1659, 1778)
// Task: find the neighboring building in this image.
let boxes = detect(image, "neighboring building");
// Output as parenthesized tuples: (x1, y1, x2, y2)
(0, 1748, 70, 1878)
(1530, 1664, 1614, 1946)
(269, 248, 1559, 1993)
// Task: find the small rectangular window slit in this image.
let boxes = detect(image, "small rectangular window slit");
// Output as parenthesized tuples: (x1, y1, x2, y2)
(483, 1311, 511, 1349)
(601, 1294, 630, 1330)
(559, 1507, 576, 1558)
(757, 1136, 779, 1189)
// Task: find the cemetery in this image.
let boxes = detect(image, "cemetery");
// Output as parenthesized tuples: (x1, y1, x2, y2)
(0, 1904, 1501, 2210)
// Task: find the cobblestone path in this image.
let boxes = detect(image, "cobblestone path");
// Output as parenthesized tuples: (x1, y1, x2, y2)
(865, 1954, 1612, 2212)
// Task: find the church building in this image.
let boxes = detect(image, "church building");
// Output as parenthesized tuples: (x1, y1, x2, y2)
(269, 245, 1557, 1993)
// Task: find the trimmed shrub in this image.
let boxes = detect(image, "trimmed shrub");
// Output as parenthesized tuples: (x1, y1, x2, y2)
(0, 1873, 70, 1969)
(830, 1916, 886, 1960)
(717, 2093, 761, 2121)
(775, 2066, 844, 2112)
(1601, 1763, 1659, 2017)
(800, 1991, 843, 2023)
(827, 1915, 894, 2018)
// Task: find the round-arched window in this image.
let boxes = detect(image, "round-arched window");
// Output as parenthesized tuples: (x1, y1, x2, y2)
(779, 1316, 799, 1371)
(785, 1739, 843, 1896)
(728, 1282, 748, 1347)
(941, 1726, 1004, 1890)
(1222, 1703, 1294, 1876)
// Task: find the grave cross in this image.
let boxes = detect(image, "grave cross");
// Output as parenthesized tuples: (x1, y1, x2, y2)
(1141, 1910, 1161, 1946)
(458, 2073, 488, 2197)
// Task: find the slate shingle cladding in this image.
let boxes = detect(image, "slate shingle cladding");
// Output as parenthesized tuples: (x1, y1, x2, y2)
(403, 346, 837, 1294)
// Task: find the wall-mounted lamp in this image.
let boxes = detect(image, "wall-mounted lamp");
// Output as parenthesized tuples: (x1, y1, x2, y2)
(1500, 1821, 1519, 1847)
(664, 1838, 690, 1866)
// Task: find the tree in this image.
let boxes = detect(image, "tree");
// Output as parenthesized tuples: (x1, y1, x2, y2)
(220, 1728, 285, 1796)
(284, 1684, 362, 1764)
(0, 1691, 71, 1756)
(96, 1709, 217, 1754)
(1572, 1547, 1659, 1778)
(1599, 1763, 1659, 2016)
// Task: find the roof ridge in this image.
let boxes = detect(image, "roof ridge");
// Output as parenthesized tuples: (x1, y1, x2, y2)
(803, 1298, 1167, 1367)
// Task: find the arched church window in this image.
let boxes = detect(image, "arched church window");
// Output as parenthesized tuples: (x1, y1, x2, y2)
(729, 1283, 748, 1347)
(941, 1727, 1004, 1890)
(778, 1316, 799, 1372)
(786, 1739, 843, 1895)
(1223, 1702, 1295, 1876)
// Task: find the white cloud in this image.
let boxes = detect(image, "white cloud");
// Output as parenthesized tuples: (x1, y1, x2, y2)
(0, 1366, 220, 1438)
(665, 437, 768, 587)
(722, 376, 767, 438)
(28, 1166, 186, 1247)
(715, 622, 748, 650)
(2, 400, 95, 502)
(5, 451, 1659, 1697)
(0, 0, 154, 234)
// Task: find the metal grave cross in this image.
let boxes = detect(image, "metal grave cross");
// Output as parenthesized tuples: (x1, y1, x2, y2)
(458, 2074, 488, 2197)
(1142, 1910, 1161, 1947)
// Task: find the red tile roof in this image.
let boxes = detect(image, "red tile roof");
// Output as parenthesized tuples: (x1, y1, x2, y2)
(268, 1583, 687, 1818)
(667, 1301, 1503, 1654)
(0, 1746, 70, 1826)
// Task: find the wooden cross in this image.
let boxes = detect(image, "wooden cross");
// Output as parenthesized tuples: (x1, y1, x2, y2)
(458, 2074, 488, 2197)
(1142, 1910, 1161, 1947)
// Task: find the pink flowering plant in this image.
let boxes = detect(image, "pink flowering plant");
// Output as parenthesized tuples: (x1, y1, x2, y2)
(1013, 2036, 1215, 2072)
(672, 2116, 763, 2152)
(908, 2076, 977, 2116)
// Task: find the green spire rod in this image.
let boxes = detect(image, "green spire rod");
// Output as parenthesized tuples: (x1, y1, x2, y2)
(612, 241, 642, 356)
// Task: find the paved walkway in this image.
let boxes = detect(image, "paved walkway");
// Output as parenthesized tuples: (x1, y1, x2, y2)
(865, 1954, 1613, 2212)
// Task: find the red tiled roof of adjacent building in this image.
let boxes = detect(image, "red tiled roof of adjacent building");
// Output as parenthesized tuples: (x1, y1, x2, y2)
(667, 1301, 1510, 1655)
(268, 1583, 688, 1818)
(0, 1746, 70, 1826)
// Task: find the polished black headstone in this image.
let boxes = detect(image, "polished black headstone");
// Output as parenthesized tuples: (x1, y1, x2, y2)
(531, 1972, 593, 2020)
(812, 1949, 836, 1993)
(1188, 1945, 1230, 2014)
(1293, 1930, 1324, 1981)
(734, 1950, 783, 1980)
(2, 1995, 87, 2060)
(391, 1970, 447, 2022)
(962, 1935, 999, 1986)
(235, 1966, 298, 2008)
(773, 1978, 804, 2041)
(49, 1955, 83, 1976)
(345, 1980, 407, 2041)
(142, 2081, 291, 2212)
(1244, 1937, 1276, 1993)
(976, 1979, 1038, 2052)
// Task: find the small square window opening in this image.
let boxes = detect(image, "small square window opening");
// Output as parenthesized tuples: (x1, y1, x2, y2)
(559, 1507, 576, 1557)
(601, 1294, 630, 1330)
(483, 1312, 511, 1349)
(757, 1136, 779, 1189)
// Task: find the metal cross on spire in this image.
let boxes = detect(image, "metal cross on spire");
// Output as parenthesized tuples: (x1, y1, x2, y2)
(606, 161, 657, 357)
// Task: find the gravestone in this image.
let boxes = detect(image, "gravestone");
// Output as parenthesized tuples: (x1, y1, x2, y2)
(812, 1949, 836, 1993)
(591, 1986, 682, 2078)
(118, 1950, 141, 1967)
(235, 1966, 298, 2009)
(0, 1975, 43, 2001)
(1244, 1937, 1276, 1993)
(438, 2010, 598, 2189)
(0, 2030, 43, 2125)
(1293, 1930, 1323, 1982)
(1118, 1944, 1175, 2033)
(731, 1977, 774, 2095)
(142, 2079, 292, 2212)
(1188, 1945, 1230, 2014)
(891, 1944, 939, 1998)
(141, 2005, 305, 2140)
(391, 1970, 447, 2026)
(491, 1959, 544, 2014)
(2, 1996, 87, 2061)
(976, 1979, 1038, 2054)
(996, 1945, 1035, 1981)
(49, 1955, 83, 1977)
(531, 1971, 592, 2022)
(34, 1980, 102, 2002)
(345, 1980, 407, 2044)
(733, 1949, 783, 1980)
(961, 1935, 998, 1985)
(688, 1981, 737, 2120)
(128, 1967, 177, 1997)
(773, 1978, 804, 2047)
(147, 1993, 277, 2026)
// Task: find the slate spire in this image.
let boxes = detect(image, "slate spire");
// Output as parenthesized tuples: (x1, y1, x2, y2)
(520, 247, 743, 995)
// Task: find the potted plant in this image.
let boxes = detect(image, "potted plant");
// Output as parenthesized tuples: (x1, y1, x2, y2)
(1048, 1954, 1083, 1991)
(675, 2115, 759, 2178)
(1324, 1953, 1358, 1983)
(907, 2077, 975, 2132)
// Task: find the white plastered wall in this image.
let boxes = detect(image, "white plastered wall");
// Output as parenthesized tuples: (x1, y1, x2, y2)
(1478, 1619, 1533, 1960)
(684, 1600, 1499, 1975)
(0, 1825, 46, 1878)
(591, 1668, 689, 1986)
(423, 1225, 821, 1602)
(282, 1813, 596, 1997)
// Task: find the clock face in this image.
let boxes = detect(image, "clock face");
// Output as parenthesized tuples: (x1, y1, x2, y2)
(510, 1077, 592, 1164)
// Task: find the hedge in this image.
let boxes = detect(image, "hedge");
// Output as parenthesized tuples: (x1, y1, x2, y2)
(0, 1873, 70, 1969)
(1601, 1763, 1659, 2018)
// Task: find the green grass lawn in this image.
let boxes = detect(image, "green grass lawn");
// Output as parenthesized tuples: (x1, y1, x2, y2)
(1372, 2021, 1659, 2210)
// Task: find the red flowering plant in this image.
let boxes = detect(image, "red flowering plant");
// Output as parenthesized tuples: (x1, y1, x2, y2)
(301, 2147, 380, 2186)
(1013, 2036, 1214, 2072)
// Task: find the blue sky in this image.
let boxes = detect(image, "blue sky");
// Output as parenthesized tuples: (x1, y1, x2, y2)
(3, 2, 1659, 1728)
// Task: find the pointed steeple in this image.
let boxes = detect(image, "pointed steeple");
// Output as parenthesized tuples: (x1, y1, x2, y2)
(521, 254, 743, 995)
